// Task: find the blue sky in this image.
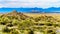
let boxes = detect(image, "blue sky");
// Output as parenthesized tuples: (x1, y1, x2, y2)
(0, 0, 60, 8)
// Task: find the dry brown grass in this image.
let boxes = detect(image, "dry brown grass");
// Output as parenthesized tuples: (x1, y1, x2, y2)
(24, 13, 60, 19)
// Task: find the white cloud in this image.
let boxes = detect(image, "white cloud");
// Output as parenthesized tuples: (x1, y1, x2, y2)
(0, 0, 60, 8)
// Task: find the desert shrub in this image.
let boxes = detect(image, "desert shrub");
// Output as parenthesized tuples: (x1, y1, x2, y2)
(0, 22, 6, 25)
(47, 30, 53, 33)
(18, 19, 34, 30)
(0, 17, 11, 25)
(20, 16, 26, 20)
(34, 23, 38, 25)
(6, 23, 13, 27)
(46, 23, 53, 26)
(53, 24, 59, 27)
(34, 17, 41, 22)
(12, 19, 20, 25)
(51, 32, 56, 34)
(39, 23, 44, 26)
(29, 30, 34, 34)
(2, 27, 11, 33)
(10, 29, 20, 34)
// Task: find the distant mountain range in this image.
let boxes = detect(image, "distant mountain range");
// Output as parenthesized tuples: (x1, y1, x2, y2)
(0, 7, 60, 13)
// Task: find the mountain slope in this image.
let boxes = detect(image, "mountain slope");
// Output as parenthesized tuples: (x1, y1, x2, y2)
(1, 10, 30, 20)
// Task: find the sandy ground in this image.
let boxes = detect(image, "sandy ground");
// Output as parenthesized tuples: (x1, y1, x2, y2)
(24, 13, 60, 19)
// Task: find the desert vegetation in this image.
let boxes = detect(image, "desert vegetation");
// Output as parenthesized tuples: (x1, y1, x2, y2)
(0, 10, 60, 34)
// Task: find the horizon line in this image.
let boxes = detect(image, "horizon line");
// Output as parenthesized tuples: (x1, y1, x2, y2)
(0, 7, 60, 9)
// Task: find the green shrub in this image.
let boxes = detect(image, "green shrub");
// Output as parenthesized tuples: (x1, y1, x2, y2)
(2, 27, 11, 33)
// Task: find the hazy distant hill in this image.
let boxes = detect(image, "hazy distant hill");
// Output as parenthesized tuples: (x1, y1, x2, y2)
(0, 7, 60, 13)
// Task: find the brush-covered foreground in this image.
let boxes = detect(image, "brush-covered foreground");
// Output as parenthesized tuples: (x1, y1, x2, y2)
(0, 11, 60, 34)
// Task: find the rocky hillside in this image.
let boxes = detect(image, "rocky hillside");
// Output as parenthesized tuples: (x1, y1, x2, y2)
(0, 11, 60, 34)
(1, 10, 30, 20)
